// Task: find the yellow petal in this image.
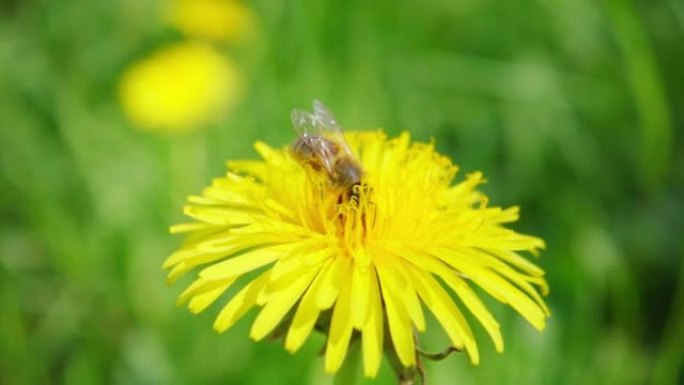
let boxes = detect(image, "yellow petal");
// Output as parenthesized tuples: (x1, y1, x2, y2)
(269, 243, 330, 282)
(262, 261, 324, 304)
(169, 222, 211, 234)
(164, 239, 261, 270)
(406, 263, 479, 365)
(435, 247, 547, 331)
(284, 260, 333, 352)
(250, 270, 317, 341)
(432, 265, 504, 353)
(382, 249, 429, 332)
(442, 171, 485, 205)
(227, 160, 267, 180)
(316, 256, 349, 309)
(254, 141, 284, 164)
(324, 261, 354, 373)
(199, 245, 286, 281)
(178, 276, 234, 305)
(392, 262, 427, 332)
(396, 248, 503, 352)
(188, 281, 233, 314)
(376, 261, 416, 367)
(361, 267, 383, 378)
(214, 271, 270, 332)
(165, 262, 192, 285)
(492, 264, 550, 316)
(484, 248, 545, 277)
(473, 268, 547, 331)
(350, 261, 371, 329)
(164, 248, 200, 269)
(202, 178, 258, 207)
(183, 205, 261, 226)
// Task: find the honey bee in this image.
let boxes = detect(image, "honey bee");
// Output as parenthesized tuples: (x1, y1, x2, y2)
(290, 100, 363, 195)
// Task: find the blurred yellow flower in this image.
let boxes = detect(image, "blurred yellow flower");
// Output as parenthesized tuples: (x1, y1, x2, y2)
(119, 42, 243, 133)
(168, 0, 255, 43)
(165, 127, 550, 380)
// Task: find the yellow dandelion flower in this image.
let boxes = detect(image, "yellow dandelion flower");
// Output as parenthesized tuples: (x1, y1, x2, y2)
(119, 42, 243, 133)
(164, 104, 550, 380)
(167, 0, 255, 43)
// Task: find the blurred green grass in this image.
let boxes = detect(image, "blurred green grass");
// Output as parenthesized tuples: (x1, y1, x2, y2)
(1, 0, 683, 384)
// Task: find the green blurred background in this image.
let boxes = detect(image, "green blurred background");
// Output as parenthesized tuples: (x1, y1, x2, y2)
(1, 0, 682, 384)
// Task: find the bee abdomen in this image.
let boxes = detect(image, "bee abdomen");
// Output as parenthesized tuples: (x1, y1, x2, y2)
(334, 157, 363, 188)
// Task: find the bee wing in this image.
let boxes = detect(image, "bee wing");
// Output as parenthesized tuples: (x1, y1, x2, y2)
(311, 100, 355, 157)
(291, 109, 318, 138)
(291, 101, 341, 136)
(308, 137, 337, 174)
(290, 108, 337, 173)
(291, 101, 357, 173)
(312, 100, 341, 131)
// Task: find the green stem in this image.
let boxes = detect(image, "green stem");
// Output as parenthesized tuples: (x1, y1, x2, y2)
(385, 343, 419, 385)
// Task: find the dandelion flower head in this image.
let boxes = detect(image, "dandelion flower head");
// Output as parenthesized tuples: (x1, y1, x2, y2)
(165, 101, 550, 378)
(119, 42, 243, 133)
(167, 0, 256, 43)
